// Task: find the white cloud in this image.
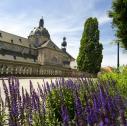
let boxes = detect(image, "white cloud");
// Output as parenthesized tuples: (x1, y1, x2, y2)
(0, 13, 32, 37)
(98, 15, 111, 25)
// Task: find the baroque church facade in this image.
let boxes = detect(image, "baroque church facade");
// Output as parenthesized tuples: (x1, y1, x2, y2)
(0, 18, 76, 76)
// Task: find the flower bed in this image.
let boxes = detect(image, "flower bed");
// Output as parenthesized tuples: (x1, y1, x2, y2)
(0, 77, 127, 125)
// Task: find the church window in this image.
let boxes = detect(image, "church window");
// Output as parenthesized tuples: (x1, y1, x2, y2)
(53, 45, 55, 48)
(0, 33, 2, 37)
(29, 44, 31, 54)
(24, 57, 27, 59)
(19, 39, 22, 42)
(1, 52, 5, 56)
(29, 50, 31, 54)
(13, 55, 16, 59)
(0, 64, 3, 68)
(29, 44, 31, 47)
(11, 39, 13, 44)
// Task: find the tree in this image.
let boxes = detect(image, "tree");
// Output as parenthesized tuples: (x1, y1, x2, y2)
(109, 0, 127, 49)
(77, 17, 103, 74)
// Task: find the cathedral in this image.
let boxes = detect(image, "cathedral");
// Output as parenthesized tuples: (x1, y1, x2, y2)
(0, 18, 76, 76)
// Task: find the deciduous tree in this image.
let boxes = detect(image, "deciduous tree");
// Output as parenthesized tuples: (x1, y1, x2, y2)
(109, 0, 127, 49)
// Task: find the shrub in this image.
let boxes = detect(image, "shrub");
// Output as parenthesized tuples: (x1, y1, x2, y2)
(98, 66, 127, 98)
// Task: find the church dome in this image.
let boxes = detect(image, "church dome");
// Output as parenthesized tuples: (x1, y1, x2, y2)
(28, 17, 50, 39)
(29, 27, 50, 38)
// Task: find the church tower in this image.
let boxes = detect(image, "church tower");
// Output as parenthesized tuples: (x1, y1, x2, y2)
(28, 17, 50, 48)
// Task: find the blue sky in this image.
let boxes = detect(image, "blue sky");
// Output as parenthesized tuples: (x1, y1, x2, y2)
(0, 0, 126, 67)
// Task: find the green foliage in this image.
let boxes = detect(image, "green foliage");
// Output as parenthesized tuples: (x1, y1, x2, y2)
(46, 87, 75, 122)
(32, 111, 46, 126)
(77, 17, 103, 74)
(99, 66, 127, 98)
(109, 0, 127, 49)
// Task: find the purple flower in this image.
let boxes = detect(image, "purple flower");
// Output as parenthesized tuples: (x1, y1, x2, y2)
(75, 96, 82, 116)
(30, 80, 34, 95)
(25, 90, 33, 125)
(2, 79, 10, 108)
(119, 109, 127, 125)
(46, 82, 51, 93)
(99, 121, 104, 126)
(99, 85, 106, 108)
(61, 104, 70, 126)
(51, 80, 55, 89)
(86, 108, 98, 125)
(93, 95, 100, 111)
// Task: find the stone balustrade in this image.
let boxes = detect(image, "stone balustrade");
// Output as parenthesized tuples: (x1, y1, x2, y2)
(0, 60, 91, 77)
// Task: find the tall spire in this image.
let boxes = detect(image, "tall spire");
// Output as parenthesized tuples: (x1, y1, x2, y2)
(39, 16, 44, 27)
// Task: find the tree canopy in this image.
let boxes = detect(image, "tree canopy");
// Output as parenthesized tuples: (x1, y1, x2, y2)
(77, 17, 103, 74)
(109, 0, 127, 49)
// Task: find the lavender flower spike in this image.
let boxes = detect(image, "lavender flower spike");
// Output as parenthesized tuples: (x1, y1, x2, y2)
(61, 104, 70, 126)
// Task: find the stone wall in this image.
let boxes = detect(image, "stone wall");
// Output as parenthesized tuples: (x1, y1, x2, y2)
(0, 59, 90, 77)
(37, 48, 71, 68)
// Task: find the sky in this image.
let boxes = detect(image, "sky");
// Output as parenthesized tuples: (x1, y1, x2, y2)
(0, 0, 126, 67)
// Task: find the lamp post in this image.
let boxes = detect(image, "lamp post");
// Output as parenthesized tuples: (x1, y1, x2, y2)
(117, 41, 119, 72)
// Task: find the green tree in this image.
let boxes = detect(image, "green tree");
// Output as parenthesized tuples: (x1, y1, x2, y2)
(109, 0, 127, 49)
(77, 17, 103, 74)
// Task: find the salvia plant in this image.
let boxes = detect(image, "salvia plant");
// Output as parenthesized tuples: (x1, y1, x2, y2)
(0, 77, 127, 126)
